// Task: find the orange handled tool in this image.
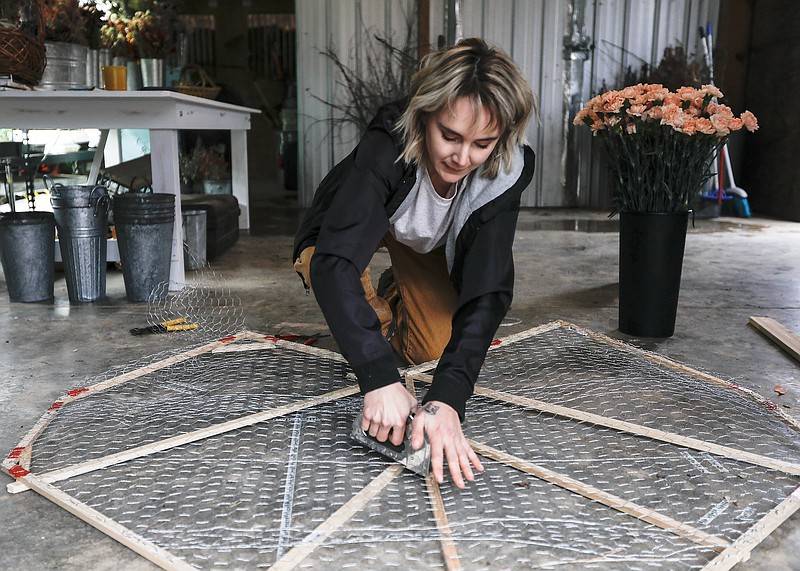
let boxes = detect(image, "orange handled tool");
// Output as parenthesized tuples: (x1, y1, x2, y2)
(130, 317, 198, 335)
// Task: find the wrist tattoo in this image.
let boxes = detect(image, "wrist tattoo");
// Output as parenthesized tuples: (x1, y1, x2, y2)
(423, 404, 439, 415)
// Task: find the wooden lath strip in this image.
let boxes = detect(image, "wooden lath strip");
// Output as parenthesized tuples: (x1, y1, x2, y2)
(353, 372, 462, 569)
(426, 475, 463, 571)
(409, 373, 800, 476)
(7, 385, 359, 494)
(403, 320, 799, 434)
(470, 440, 730, 552)
(268, 464, 403, 570)
(420, 320, 799, 432)
(235, 330, 348, 362)
(405, 367, 462, 569)
(486, 319, 566, 346)
(76, 337, 235, 395)
(701, 486, 800, 570)
(14, 471, 197, 570)
(210, 342, 276, 353)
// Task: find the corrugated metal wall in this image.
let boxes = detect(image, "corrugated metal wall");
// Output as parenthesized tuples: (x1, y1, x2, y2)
(296, 0, 417, 206)
(454, 0, 568, 207)
(296, 0, 719, 208)
(576, 0, 720, 208)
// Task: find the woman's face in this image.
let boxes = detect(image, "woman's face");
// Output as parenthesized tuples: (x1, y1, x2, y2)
(424, 97, 501, 196)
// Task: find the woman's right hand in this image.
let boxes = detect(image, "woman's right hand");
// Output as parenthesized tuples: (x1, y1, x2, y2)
(293, 245, 315, 289)
(361, 383, 417, 446)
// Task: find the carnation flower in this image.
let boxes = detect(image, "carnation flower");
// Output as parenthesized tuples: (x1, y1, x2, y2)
(573, 83, 758, 214)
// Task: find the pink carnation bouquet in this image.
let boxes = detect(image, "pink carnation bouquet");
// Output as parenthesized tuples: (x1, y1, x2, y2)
(574, 83, 758, 214)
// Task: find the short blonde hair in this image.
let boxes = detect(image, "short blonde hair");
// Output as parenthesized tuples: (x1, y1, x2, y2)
(395, 38, 537, 178)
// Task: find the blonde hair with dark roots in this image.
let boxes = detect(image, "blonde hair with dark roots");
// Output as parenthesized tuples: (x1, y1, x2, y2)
(395, 37, 537, 179)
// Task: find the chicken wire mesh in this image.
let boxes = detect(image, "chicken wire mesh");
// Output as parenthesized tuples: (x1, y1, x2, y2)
(146, 264, 246, 341)
(4, 322, 800, 571)
(27, 343, 353, 474)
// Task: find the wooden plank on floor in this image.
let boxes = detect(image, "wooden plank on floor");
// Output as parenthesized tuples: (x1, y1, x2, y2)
(749, 316, 800, 364)
(7, 385, 359, 494)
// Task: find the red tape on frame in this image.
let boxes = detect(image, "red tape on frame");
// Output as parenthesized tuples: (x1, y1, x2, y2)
(8, 466, 29, 478)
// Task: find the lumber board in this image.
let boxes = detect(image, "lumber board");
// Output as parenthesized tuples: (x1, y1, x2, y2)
(470, 440, 730, 552)
(235, 330, 348, 362)
(749, 316, 800, 364)
(6, 330, 355, 493)
(401, 320, 565, 378)
(476, 385, 800, 476)
(701, 486, 800, 570)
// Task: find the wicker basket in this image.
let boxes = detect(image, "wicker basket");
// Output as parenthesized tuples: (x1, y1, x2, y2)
(0, 1, 46, 86)
(174, 64, 221, 100)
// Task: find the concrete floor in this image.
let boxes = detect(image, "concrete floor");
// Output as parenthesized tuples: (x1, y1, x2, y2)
(1, 181, 799, 570)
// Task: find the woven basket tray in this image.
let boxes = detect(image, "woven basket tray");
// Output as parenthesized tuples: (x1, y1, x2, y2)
(0, 2, 46, 86)
(174, 64, 221, 100)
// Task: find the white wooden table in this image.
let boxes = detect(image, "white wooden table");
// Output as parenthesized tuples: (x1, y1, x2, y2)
(0, 90, 258, 288)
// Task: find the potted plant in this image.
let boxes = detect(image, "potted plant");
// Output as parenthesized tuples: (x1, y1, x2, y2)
(100, 12, 136, 60)
(130, 8, 173, 58)
(40, 0, 89, 89)
(130, 7, 174, 86)
(574, 83, 758, 337)
(181, 142, 231, 195)
(589, 45, 712, 212)
(82, 3, 106, 88)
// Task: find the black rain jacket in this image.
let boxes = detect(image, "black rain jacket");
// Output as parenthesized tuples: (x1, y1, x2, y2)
(293, 101, 536, 419)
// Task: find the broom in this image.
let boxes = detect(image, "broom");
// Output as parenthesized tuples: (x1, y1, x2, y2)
(701, 22, 752, 218)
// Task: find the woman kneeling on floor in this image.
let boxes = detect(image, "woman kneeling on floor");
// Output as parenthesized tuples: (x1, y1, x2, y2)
(293, 37, 537, 488)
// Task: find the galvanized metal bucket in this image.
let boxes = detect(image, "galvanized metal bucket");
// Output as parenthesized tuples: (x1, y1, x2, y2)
(113, 192, 175, 302)
(39, 41, 88, 90)
(140, 58, 164, 87)
(0, 211, 55, 303)
(182, 209, 207, 270)
(49, 181, 109, 303)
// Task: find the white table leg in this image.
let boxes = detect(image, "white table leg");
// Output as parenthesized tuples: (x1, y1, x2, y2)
(230, 129, 250, 230)
(103, 129, 122, 167)
(87, 130, 108, 185)
(149, 129, 185, 290)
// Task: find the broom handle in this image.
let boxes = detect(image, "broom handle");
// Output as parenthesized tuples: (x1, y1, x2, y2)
(718, 146, 725, 204)
(722, 143, 737, 188)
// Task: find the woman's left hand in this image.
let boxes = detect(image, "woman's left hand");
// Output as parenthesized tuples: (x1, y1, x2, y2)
(410, 401, 484, 489)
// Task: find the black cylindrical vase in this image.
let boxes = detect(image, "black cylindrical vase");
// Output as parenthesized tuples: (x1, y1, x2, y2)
(618, 211, 689, 338)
